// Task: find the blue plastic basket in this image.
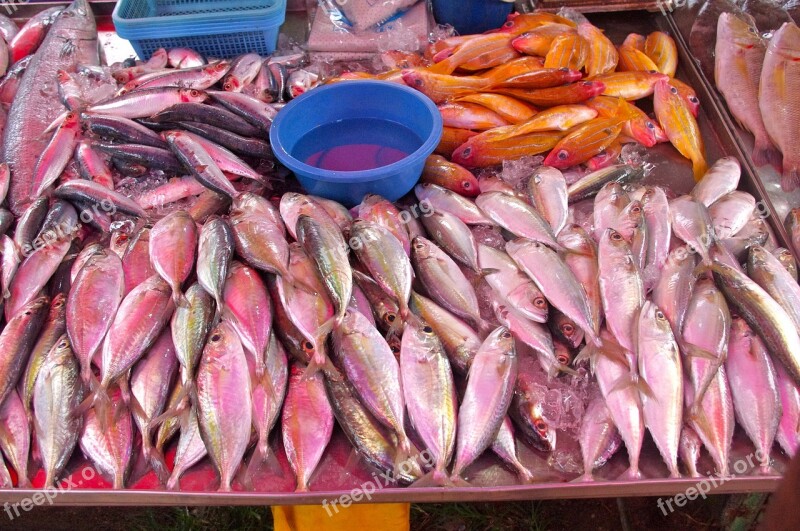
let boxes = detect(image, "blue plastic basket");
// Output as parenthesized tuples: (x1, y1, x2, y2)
(113, 0, 287, 60)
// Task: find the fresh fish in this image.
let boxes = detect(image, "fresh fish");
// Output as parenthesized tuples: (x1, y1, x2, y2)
(208, 91, 277, 133)
(712, 261, 800, 384)
(451, 129, 564, 168)
(74, 141, 114, 190)
(400, 319, 457, 485)
(409, 291, 481, 375)
(670, 195, 714, 264)
(83, 113, 168, 149)
(152, 101, 260, 137)
(412, 236, 484, 331)
(350, 220, 413, 320)
(527, 166, 568, 236)
(122, 227, 155, 295)
(578, 22, 618, 77)
(641, 186, 672, 285)
(279, 192, 332, 241)
(507, 238, 599, 345)
(125, 61, 229, 92)
(54, 180, 146, 218)
(0, 390, 30, 486)
(6, 238, 69, 321)
(566, 164, 644, 203)
(549, 308, 585, 350)
(599, 229, 644, 353)
(785, 208, 800, 258)
(492, 297, 554, 364)
(543, 33, 587, 71)
(168, 48, 205, 68)
(477, 244, 548, 323)
(558, 225, 603, 334)
(726, 317, 781, 473)
(357, 194, 411, 256)
(230, 193, 294, 280)
(578, 394, 622, 481)
(164, 131, 237, 198)
(0, 15, 17, 43)
(93, 142, 183, 173)
(30, 111, 80, 199)
(170, 283, 213, 399)
(13, 196, 48, 260)
(9, 6, 64, 63)
(79, 386, 133, 488)
(452, 327, 517, 480)
(593, 182, 629, 245)
(222, 262, 271, 374)
(654, 79, 707, 180)
(774, 361, 800, 457)
(197, 216, 234, 311)
(196, 320, 252, 491)
(644, 31, 677, 77)
(85, 87, 207, 120)
(759, 22, 800, 190)
(332, 310, 414, 464)
(637, 301, 683, 478)
(20, 293, 66, 416)
(708, 191, 756, 240)
(477, 192, 561, 249)
(421, 155, 480, 197)
(177, 121, 272, 159)
(249, 332, 288, 466)
(421, 211, 482, 274)
(149, 210, 197, 307)
(715, 14, 781, 168)
(747, 245, 800, 331)
(33, 335, 84, 488)
(491, 417, 535, 483)
(223, 54, 262, 92)
(415, 183, 496, 226)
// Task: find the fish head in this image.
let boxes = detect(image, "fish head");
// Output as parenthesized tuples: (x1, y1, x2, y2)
(205, 60, 231, 76)
(626, 115, 660, 148)
(747, 244, 773, 269)
(557, 224, 596, 255)
(554, 341, 574, 367)
(623, 33, 645, 50)
(483, 326, 516, 359)
(411, 236, 435, 260)
(769, 22, 800, 60)
(179, 88, 208, 104)
(450, 141, 478, 168)
(719, 12, 763, 48)
(579, 80, 607, 99)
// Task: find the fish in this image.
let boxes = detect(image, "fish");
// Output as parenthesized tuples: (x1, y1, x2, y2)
(578, 394, 622, 481)
(400, 318, 457, 485)
(412, 236, 485, 331)
(0, 390, 30, 486)
(33, 335, 84, 488)
(772, 248, 798, 280)
(170, 282, 213, 402)
(491, 81, 605, 107)
(774, 360, 800, 457)
(439, 102, 510, 131)
(357, 194, 411, 256)
(670, 195, 714, 264)
(491, 417, 535, 483)
(207, 91, 277, 133)
(223, 54, 264, 92)
(654, 80, 707, 180)
(79, 385, 133, 488)
(543, 33, 587, 71)
(784, 208, 800, 258)
(760, 22, 800, 190)
(165, 407, 206, 490)
(640, 186, 672, 285)
(164, 131, 237, 198)
(558, 225, 603, 334)
(0, 294, 49, 406)
(488, 68, 583, 91)
(122, 227, 156, 295)
(617, 45, 659, 73)
(715, 14, 781, 169)
(690, 0, 741, 81)
(421, 155, 480, 197)
(637, 301, 683, 478)
(747, 245, 800, 331)
(453, 93, 536, 124)
(74, 142, 114, 190)
(511, 24, 577, 56)
(494, 12, 577, 36)
(414, 183, 496, 226)
(476, 191, 561, 249)
(493, 297, 554, 364)
(527, 166, 568, 236)
(196, 320, 252, 491)
(19, 293, 66, 417)
(578, 23, 618, 77)
(594, 71, 668, 100)
(149, 210, 197, 307)
(437, 127, 478, 158)
(567, 164, 645, 203)
(709, 191, 756, 240)
(282, 362, 333, 492)
(4, 0, 97, 215)
(711, 261, 800, 385)
(332, 310, 414, 466)
(491, 105, 598, 141)
(196, 217, 234, 313)
(679, 426, 703, 478)
(420, 210, 482, 275)
(248, 332, 288, 469)
(451, 130, 564, 168)
(428, 33, 516, 75)
(725, 317, 781, 473)
(9, 6, 63, 63)
(544, 112, 632, 169)
(507, 238, 599, 345)
(409, 291, 481, 375)
(599, 229, 644, 353)
(691, 156, 740, 207)
(152, 101, 260, 137)
(644, 31, 678, 77)
(222, 262, 272, 376)
(451, 327, 517, 480)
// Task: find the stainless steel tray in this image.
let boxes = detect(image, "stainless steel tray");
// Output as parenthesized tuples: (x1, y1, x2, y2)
(0, 3, 790, 505)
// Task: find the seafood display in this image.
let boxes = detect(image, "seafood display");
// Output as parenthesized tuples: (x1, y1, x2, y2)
(0, 1, 796, 501)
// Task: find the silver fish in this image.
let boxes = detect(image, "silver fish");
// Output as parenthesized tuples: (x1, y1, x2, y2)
(421, 210, 482, 274)
(578, 394, 622, 481)
(477, 244, 548, 323)
(708, 191, 756, 240)
(415, 183, 496, 226)
(670, 195, 714, 264)
(527, 166, 568, 236)
(476, 191, 561, 249)
(599, 229, 644, 353)
(691, 156, 740, 207)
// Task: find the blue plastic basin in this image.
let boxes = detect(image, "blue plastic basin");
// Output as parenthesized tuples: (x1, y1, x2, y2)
(270, 80, 442, 206)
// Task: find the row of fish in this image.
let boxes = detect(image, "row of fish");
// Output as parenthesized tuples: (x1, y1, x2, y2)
(715, 13, 800, 191)
(337, 12, 707, 179)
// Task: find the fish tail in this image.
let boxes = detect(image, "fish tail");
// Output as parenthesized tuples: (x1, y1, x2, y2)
(172, 286, 188, 309)
(782, 164, 800, 192)
(410, 469, 455, 488)
(302, 351, 337, 381)
(147, 384, 191, 431)
(692, 156, 708, 182)
(752, 135, 782, 171)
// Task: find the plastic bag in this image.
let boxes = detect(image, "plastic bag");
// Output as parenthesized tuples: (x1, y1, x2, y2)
(325, 0, 419, 30)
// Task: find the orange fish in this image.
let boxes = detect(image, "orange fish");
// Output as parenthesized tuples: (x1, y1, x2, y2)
(623, 33, 646, 51)
(421, 155, 480, 197)
(543, 101, 636, 168)
(460, 45, 520, 72)
(586, 140, 623, 170)
(454, 93, 537, 124)
(402, 69, 492, 103)
(492, 80, 605, 107)
(511, 24, 577, 57)
(439, 102, 510, 130)
(586, 96, 664, 147)
(617, 45, 660, 72)
(478, 57, 546, 81)
(669, 77, 700, 117)
(425, 35, 478, 61)
(489, 68, 583, 90)
(490, 105, 598, 140)
(577, 23, 618, 77)
(494, 12, 577, 37)
(544, 34, 588, 71)
(644, 31, 678, 77)
(594, 71, 669, 100)
(428, 33, 515, 75)
(653, 79, 707, 180)
(381, 50, 428, 70)
(436, 127, 477, 157)
(451, 130, 564, 168)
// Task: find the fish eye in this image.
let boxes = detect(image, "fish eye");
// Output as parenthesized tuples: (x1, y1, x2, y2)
(190, 89, 200, 97)
(462, 181, 471, 189)
(557, 150, 568, 160)
(385, 312, 397, 323)
(557, 354, 569, 365)
(655, 310, 666, 320)
(59, 340, 69, 349)
(669, 86, 678, 95)
(502, 331, 512, 339)
(533, 175, 542, 184)
(534, 297, 546, 309)
(504, 21, 514, 28)
(646, 121, 655, 129)
(648, 69, 657, 74)
(414, 242, 425, 250)
(423, 325, 433, 334)
(561, 323, 575, 335)
(461, 147, 472, 157)
(582, 81, 592, 86)
(611, 231, 623, 241)
(414, 78, 423, 87)
(210, 333, 221, 342)
(689, 96, 698, 103)
(559, 67, 569, 72)
(535, 420, 548, 432)
(390, 345, 400, 353)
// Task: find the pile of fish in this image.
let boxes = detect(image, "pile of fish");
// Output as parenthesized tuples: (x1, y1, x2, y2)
(341, 11, 707, 179)
(0, 1, 799, 494)
(714, 12, 800, 191)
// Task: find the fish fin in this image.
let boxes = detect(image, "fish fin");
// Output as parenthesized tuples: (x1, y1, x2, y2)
(240, 444, 279, 491)
(680, 341, 718, 361)
(42, 112, 68, 135)
(148, 384, 191, 430)
(751, 136, 782, 172)
(782, 164, 800, 193)
(556, 361, 580, 377)
(636, 374, 655, 400)
(575, 343, 596, 369)
(479, 268, 501, 277)
(410, 469, 455, 488)
(148, 446, 171, 485)
(172, 287, 188, 309)
(596, 337, 631, 369)
(124, 391, 148, 431)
